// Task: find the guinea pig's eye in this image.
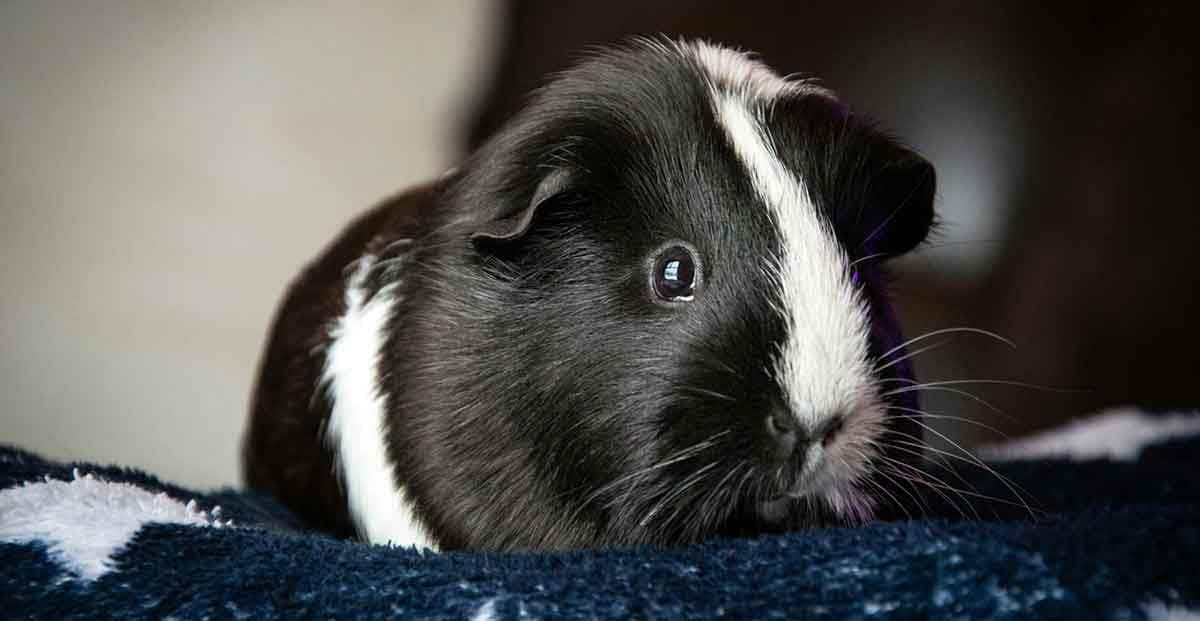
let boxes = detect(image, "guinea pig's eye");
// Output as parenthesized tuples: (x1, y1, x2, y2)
(651, 244, 700, 302)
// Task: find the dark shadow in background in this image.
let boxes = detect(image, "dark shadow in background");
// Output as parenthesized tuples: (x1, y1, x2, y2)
(459, 1, 1199, 446)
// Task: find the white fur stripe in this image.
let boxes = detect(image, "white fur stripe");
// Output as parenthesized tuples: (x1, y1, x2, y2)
(320, 256, 436, 551)
(687, 42, 797, 100)
(693, 45, 875, 430)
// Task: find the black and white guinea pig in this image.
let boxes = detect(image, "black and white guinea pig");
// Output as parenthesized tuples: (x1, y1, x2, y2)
(242, 38, 934, 552)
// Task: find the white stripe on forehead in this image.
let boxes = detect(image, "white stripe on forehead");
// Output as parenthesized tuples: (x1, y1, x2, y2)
(687, 43, 797, 100)
(687, 42, 874, 427)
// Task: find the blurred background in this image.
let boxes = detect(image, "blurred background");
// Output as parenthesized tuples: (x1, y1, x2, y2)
(2, 1, 1196, 489)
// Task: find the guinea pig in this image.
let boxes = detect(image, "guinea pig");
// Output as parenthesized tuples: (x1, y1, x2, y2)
(242, 38, 935, 552)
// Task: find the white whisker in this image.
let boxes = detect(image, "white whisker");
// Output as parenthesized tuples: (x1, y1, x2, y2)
(881, 384, 1014, 421)
(873, 339, 950, 373)
(903, 417, 1039, 519)
(877, 326, 1016, 364)
(889, 405, 1009, 439)
(844, 449, 922, 520)
(874, 452, 979, 520)
(849, 252, 889, 269)
(880, 440, 989, 519)
(887, 378, 1083, 394)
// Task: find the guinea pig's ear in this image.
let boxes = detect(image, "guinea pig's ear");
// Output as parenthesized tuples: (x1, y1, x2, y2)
(469, 169, 573, 243)
(859, 140, 937, 258)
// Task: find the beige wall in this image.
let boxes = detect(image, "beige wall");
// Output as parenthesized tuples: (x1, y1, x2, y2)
(0, 2, 499, 488)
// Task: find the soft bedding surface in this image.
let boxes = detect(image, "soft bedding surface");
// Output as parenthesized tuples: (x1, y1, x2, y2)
(2, 408, 1198, 620)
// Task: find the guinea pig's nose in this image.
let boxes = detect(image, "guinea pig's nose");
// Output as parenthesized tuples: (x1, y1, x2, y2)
(767, 409, 846, 458)
(766, 409, 801, 457)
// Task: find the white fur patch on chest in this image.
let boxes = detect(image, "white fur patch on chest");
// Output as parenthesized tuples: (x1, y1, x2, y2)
(0, 470, 225, 581)
(320, 254, 437, 551)
(689, 43, 875, 430)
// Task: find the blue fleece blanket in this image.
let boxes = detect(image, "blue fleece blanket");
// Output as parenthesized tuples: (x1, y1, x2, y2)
(2, 412, 1199, 620)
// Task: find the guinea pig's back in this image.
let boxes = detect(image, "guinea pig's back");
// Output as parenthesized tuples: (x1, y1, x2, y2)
(241, 179, 446, 538)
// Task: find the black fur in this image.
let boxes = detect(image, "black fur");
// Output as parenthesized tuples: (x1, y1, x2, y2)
(244, 39, 935, 551)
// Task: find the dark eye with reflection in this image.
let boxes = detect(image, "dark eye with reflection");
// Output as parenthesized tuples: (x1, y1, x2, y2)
(651, 245, 699, 302)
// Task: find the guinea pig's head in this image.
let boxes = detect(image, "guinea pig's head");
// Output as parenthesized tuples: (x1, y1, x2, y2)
(418, 39, 934, 548)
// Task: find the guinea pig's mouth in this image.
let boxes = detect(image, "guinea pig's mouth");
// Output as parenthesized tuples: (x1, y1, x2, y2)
(753, 469, 833, 524)
(754, 485, 877, 527)
(755, 496, 795, 523)
(752, 454, 877, 527)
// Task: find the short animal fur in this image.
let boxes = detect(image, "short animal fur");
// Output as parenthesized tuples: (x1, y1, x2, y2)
(243, 39, 935, 551)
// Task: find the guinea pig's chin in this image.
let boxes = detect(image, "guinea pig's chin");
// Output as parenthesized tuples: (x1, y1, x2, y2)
(755, 462, 879, 527)
(758, 398, 888, 526)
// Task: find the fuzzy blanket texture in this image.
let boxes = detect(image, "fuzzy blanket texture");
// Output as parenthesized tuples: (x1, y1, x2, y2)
(2, 408, 1199, 620)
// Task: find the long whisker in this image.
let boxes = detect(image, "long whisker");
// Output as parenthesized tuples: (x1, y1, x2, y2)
(571, 430, 729, 513)
(639, 461, 719, 527)
(875, 442, 1032, 521)
(844, 449, 922, 520)
(859, 468, 919, 521)
(890, 436, 1010, 482)
(873, 339, 951, 373)
(879, 460, 1035, 513)
(679, 461, 749, 541)
(880, 440, 990, 520)
(889, 405, 1010, 439)
(877, 327, 1016, 363)
(875, 448, 982, 519)
(881, 384, 1014, 421)
(697, 355, 745, 381)
(870, 428, 969, 488)
(849, 252, 889, 269)
(676, 385, 738, 403)
(709, 459, 749, 503)
(860, 164, 933, 251)
(610, 436, 726, 510)
(873, 453, 975, 520)
(903, 417, 1039, 519)
(885, 379, 1084, 395)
